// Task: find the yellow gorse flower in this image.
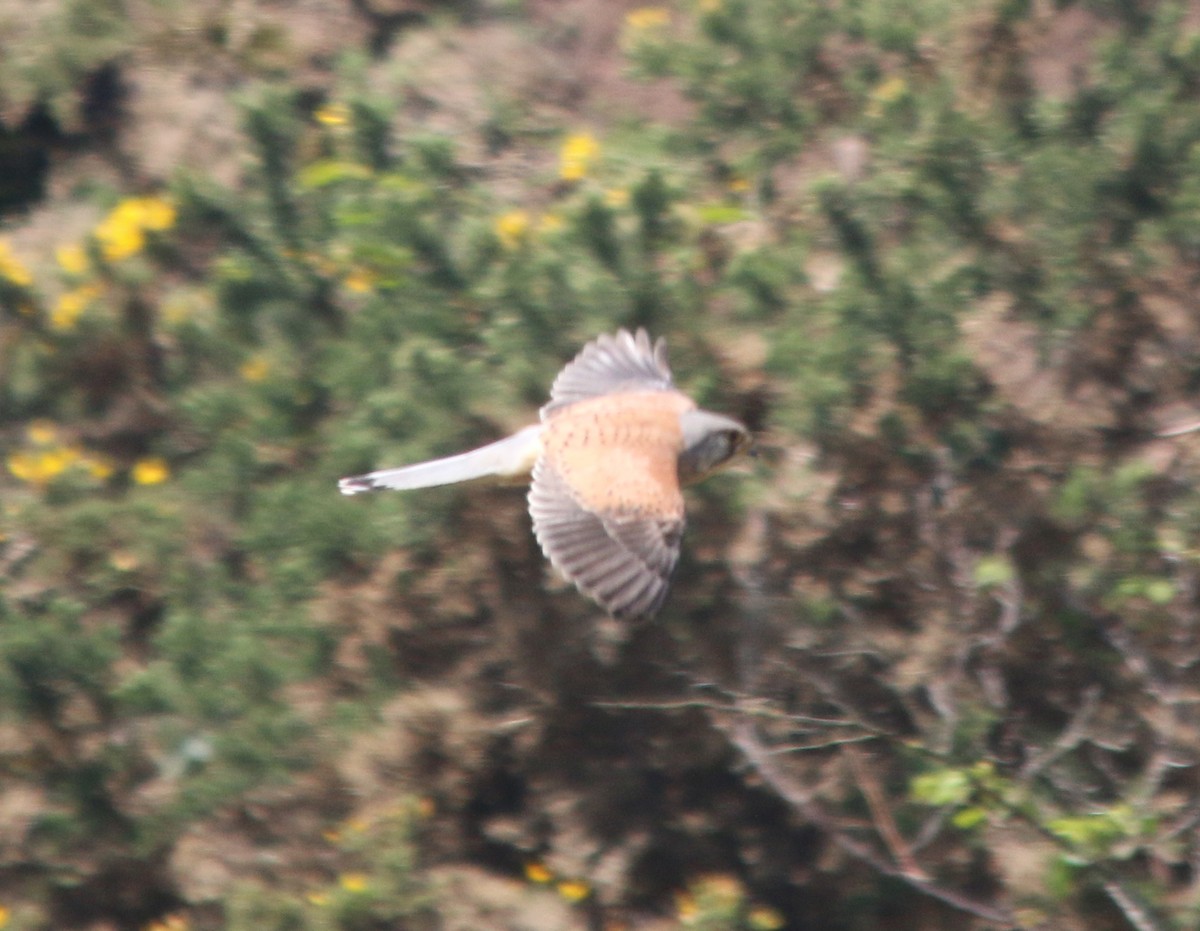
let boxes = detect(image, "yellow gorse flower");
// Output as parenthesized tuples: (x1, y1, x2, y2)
(338, 873, 369, 893)
(51, 283, 103, 331)
(7, 423, 115, 489)
(872, 75, 908, 104)
(143, 914, 188, 931)
(495, 209, 532, 249)
(94, 195, 176, 262)
(524, 861, 553, 883)
(95, 208, 145, 261)
(555, 879, 591, 903)
(747, 905, 787, 930)
(0, 240, 33, 286)
(626, 7, 669, 31)
(26, 420, 58, 445)
(867, 75, 908, 118)
(315, 103, 350, 127)
(7, 447, 79, 487)
(343, 267, 377, 293)
(239, 354, 271, 382)
(559, 132, 600, 182)
(604, 188, 630, 207)
(695, 873, 743, 907)
(675, 890, 699, 921)
(132, 457, 170, 486)
(536, 213, 565, 234)
(57, 242, 90, 275)
(83, 455, 115, 480)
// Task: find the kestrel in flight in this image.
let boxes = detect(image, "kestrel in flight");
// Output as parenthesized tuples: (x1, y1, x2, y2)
(338, 329, 751, 618)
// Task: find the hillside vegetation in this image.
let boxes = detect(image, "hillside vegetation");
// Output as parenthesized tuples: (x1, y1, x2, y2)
(3, 1, 1200, 929)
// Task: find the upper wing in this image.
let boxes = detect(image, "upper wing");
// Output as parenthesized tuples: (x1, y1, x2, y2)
(542, 328, 674, 415)
(527, 455, 684, 620)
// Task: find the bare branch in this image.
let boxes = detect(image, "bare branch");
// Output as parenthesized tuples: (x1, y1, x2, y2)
(1018, 685, 1101, 785)
(1101, 877, 1167, 931)
(589, 695, 858, 728)
(768, 734, 877, 754)
(844, 743, 927, 880)
(722, 718, 1017, 928)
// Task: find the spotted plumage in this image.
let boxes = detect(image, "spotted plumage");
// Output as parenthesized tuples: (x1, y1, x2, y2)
(339, 329, 750, 618)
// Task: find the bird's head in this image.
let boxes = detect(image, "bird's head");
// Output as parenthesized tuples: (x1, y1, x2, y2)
(677, 409, 753, 485)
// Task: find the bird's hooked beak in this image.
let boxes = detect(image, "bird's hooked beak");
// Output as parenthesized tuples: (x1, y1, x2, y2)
(678, 409, 752, 484)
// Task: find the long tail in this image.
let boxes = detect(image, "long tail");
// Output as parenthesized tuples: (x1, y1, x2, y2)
(338, 424, 543, 495)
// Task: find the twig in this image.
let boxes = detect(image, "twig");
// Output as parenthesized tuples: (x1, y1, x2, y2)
(767, 734, 877, 754)
(1018, 685, 1100, 785)
(1101, 877, 1166, 931)
(844, 743, 927, 880)
(723, 718, 1017, 927)
(590, 696, 856, 728)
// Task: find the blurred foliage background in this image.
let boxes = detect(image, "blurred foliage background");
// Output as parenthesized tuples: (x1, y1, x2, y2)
(3, 0, 1200, 928)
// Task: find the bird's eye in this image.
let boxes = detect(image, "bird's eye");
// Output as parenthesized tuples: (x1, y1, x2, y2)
(721, 430, 748, 461)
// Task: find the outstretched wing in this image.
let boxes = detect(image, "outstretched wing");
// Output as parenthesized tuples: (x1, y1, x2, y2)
(542, 328, 674, 415)
(528, 458, 683, 619)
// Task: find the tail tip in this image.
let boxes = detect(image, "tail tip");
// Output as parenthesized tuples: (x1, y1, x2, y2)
(338, 475, 376, 496)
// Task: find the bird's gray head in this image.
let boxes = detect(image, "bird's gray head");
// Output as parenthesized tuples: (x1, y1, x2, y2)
(677, 409, 752, 485)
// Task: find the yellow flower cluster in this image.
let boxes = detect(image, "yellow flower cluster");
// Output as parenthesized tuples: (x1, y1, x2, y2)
(5, 421, 113, 488)
(5, 422, 170, 490)
(522, 861, 592, 903)
(94, 195, 176, 263)
(748, 905, 787, 929)
(342, 266, 378, 293)
(338, 873, 369, 893)
(315, 103, 351, 127)
(556, 879, 591, 903)
(56, 242, 89, 276)
(559, 132, 600, 182)
(143, 914, 188, 931)
(673, 873, 785, 929)
(495, 209, 531, 248)
(604, 187, 630, 207)
(0, 239, 32, 287)
(239, 354, 272, 383)
(131, 457, 170, 486)
(866, 75, 908, 118)
(625, 7, 670, 31)
(493, 209, 565, 249)
(51, 282, 103, 331)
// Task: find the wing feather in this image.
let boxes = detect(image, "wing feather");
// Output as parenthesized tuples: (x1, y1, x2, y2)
(528, 458, 683, 619)
(542, 328, 674, 415)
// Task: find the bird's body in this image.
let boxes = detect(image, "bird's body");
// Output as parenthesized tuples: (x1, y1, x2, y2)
(339, 329, 750, 617)
(539, 390, 693, 518)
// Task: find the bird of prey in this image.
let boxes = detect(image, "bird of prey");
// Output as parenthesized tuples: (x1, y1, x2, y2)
(338, 329, 751, 618)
